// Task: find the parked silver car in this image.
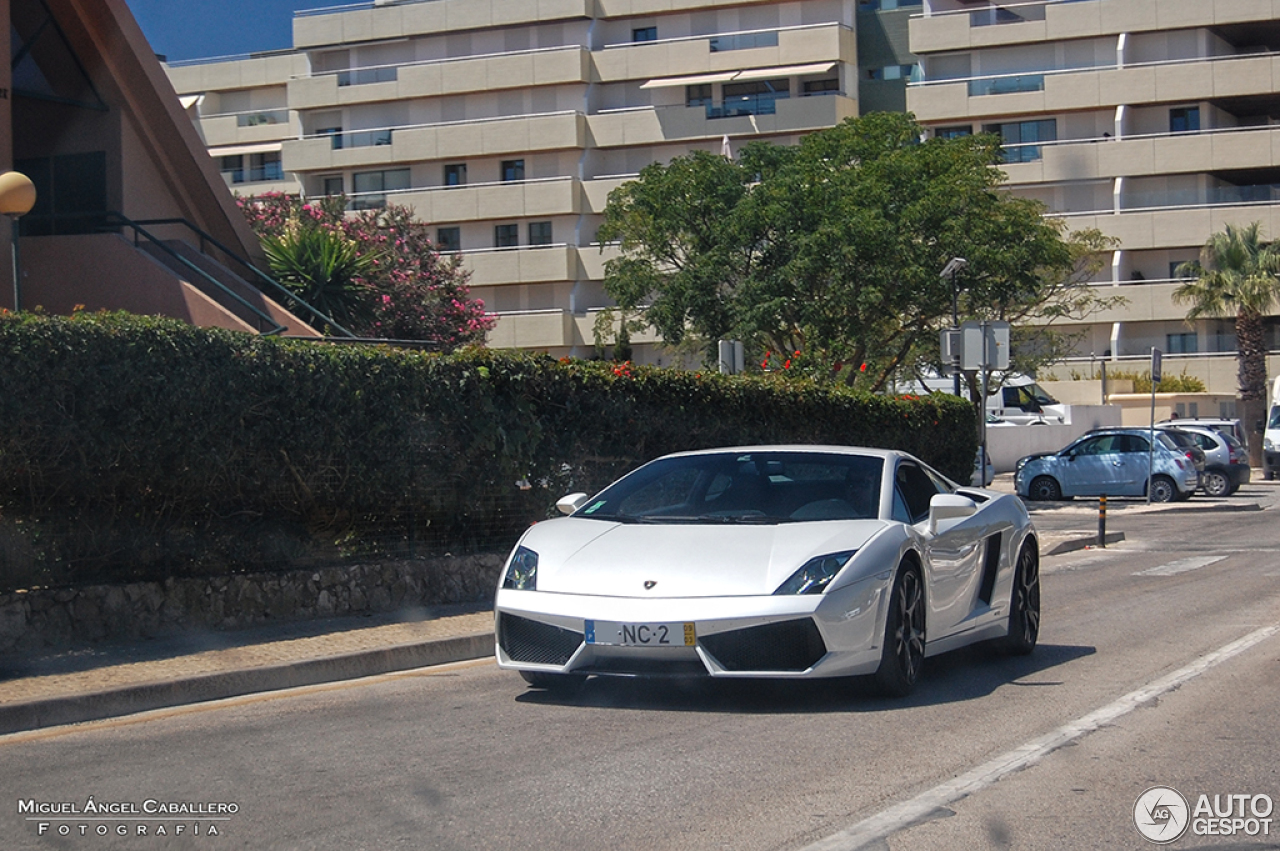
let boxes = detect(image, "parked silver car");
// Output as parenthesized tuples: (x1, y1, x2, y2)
(1015, 428, 1200, 502)
(1158, 423, 1250, 496)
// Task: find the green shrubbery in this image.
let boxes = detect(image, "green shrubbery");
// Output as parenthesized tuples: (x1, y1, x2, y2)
(0, 313, 975, 589)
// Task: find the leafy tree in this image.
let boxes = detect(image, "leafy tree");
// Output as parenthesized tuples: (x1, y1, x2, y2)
(1174, 221, 1280, 462)
(239, 193, 494, 348)
(598, 113, 1119, 394)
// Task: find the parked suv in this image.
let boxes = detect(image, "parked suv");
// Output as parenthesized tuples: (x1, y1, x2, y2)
(1157, 423, 1250, 496)
(1015, 428, 1200, 502)
(1159, 417, 1248, 453)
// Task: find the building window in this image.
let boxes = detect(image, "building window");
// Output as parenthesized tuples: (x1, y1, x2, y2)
(317, 126, 343, 150)
(249, 151, 283, 182)
(351, 168, 410, 209)
(437, 226, 461, 253)
(936, 125, 973, 140)
(1170, 107, 1200, 134)
(495, 223, 519, 248)
(712, 79, 789, 118)
(322, 175, 344, 196)
(501, 159, 525, 183)
(528, 221, 553, 246)
(632, 26, 657, 42)
(220, 155, 244, 184)
(1167, 332, 1198, 354)
(858, 0, 922, 9)
(686, 84, 713, 108)
(802, 78, 839, 96)
(444, 163, 467, 187)
(983, 119, 1056, 163)
(867, 64, 918, 81)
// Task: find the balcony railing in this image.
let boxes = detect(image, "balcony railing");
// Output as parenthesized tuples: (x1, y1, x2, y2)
(224, 164, 286, 184)
(708, 31, 780, 52)
(707, 93, 787, 119)
(323, 128, 394, 149)
(337, 67, 398, 86)
(967, 73, 1044, 96)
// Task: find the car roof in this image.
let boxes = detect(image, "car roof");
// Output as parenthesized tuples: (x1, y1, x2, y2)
(659, 445, 905, 462)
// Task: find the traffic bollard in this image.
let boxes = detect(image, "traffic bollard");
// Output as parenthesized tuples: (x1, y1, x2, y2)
(1098, 494, 1107, 548)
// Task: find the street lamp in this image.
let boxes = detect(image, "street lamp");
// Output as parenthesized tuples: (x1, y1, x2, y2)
(940, 257, 968, 396)
(0, 171, 37, 312)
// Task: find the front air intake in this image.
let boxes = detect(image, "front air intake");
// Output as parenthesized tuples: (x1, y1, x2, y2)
(498, 613, 583, 666)
(700, 619, 827, 672)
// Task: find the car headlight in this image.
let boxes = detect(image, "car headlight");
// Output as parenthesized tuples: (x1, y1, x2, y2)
(502, 546, 539, 591)
(774, 551, 855, 595)
(1266, 437, 1274, 452)
(1015, 457, 1027, 474)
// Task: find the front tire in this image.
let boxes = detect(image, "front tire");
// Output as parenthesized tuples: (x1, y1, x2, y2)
(1149, 475, 1177, 503)
(996, 541, 1040, 655)
(1027, 475, 1062, 501)
(873, 562, 926, 697)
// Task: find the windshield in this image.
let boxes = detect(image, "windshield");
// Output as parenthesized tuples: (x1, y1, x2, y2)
(1270, 407, 1280, 430)
(576, 451, 886, 524)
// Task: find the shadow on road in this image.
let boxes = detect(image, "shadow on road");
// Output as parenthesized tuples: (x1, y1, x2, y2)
(514, 642, 1096, 713)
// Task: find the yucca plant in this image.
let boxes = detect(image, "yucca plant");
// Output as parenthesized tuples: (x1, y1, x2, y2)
(260, 216, 382, 329)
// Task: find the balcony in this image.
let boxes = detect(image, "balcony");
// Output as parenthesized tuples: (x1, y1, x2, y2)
(292, 0, 594, 50)
(376, 177, 581, 223)
(459, 244, 578, 287)
(283, 111, 586, 172)
(588, 93, 857, 148)
(194, 110, 296, 148)
(909, 0, 1272, 55)
(909, 52, 1280, 121)
(593, 23, 853, 84)
(996, 126, 1280, 185)
(288, 47, 589, 110)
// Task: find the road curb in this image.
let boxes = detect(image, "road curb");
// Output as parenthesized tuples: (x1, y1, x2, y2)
(0, 632, 495, 736)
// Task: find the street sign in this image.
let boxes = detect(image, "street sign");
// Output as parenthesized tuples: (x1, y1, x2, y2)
(1150, 347, 1163, 384)
(960, 321, 1011, 371)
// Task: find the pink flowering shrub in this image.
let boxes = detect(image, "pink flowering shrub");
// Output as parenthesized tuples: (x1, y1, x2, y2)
(239, 193, 495, 349)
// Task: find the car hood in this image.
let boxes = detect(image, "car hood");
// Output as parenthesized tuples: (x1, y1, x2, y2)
(520, 517, 890, 598)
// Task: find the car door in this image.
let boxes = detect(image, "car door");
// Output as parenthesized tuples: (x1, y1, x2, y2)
(895, 462, 988, 639)
(1059, 435, 1133, 496)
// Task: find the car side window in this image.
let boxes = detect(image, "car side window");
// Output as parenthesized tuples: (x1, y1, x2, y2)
(895, 463, 940, 525)
(1120, 434, 1149, 453)
(1069, 436, 1108, 456)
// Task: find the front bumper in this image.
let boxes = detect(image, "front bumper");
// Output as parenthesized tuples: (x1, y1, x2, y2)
(494, 577, 888, 680)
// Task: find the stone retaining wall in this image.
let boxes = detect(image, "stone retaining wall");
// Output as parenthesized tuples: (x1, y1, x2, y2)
(0, 554, 504, 654)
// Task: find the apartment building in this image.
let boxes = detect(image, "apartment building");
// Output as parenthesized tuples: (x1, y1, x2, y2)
(166, 0, 921, 360)
(908, 0, 1280, 403)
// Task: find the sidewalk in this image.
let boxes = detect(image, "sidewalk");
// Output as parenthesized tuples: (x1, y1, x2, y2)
(0, 604, 494, 736)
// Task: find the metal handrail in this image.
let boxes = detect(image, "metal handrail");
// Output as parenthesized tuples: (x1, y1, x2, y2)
(119, 215, 357, 338)
(101, 213, 287, 335)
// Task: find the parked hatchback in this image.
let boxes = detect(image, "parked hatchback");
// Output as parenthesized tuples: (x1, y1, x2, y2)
(1158, 423, 1250, 496)
(1015, 428, 1199, 502)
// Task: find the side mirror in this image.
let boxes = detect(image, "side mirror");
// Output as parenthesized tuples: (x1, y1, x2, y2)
(556, 493, 590, 515)
(929, 493, 977, 534)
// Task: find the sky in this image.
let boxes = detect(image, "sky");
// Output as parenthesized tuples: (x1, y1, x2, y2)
(124, 0, 323, 62)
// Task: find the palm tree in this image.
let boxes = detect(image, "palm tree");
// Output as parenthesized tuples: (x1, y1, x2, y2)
(1173, 222, 1280, 465)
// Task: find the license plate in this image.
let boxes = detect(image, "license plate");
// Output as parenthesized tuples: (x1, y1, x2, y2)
(585, 620, 695, 647)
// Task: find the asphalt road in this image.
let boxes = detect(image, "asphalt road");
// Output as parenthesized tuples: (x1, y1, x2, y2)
(2, 484, 1278, 851)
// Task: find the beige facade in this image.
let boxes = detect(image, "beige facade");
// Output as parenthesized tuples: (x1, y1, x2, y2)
(168, 0, 924, 361)
(908, 0, 1280, 403)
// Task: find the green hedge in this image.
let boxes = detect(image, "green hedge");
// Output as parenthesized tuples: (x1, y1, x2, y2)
(0, 313, 975, 588)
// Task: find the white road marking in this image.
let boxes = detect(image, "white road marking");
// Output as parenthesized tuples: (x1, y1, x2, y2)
(1133, 555, 1227, 577)
(800, 625, 1279, 851)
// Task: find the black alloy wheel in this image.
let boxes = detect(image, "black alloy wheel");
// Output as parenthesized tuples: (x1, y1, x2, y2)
(874, 563, 926, 697)
(996, 541, 1040, 655)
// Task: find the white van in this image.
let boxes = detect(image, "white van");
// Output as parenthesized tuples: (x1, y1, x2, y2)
(986, 378, 1068, 425)
(1265, 377, 1280, 480)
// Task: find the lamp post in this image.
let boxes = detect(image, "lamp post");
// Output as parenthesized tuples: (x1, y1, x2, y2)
(0, 172, 37, 312)
(940, 257, 968, 396)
